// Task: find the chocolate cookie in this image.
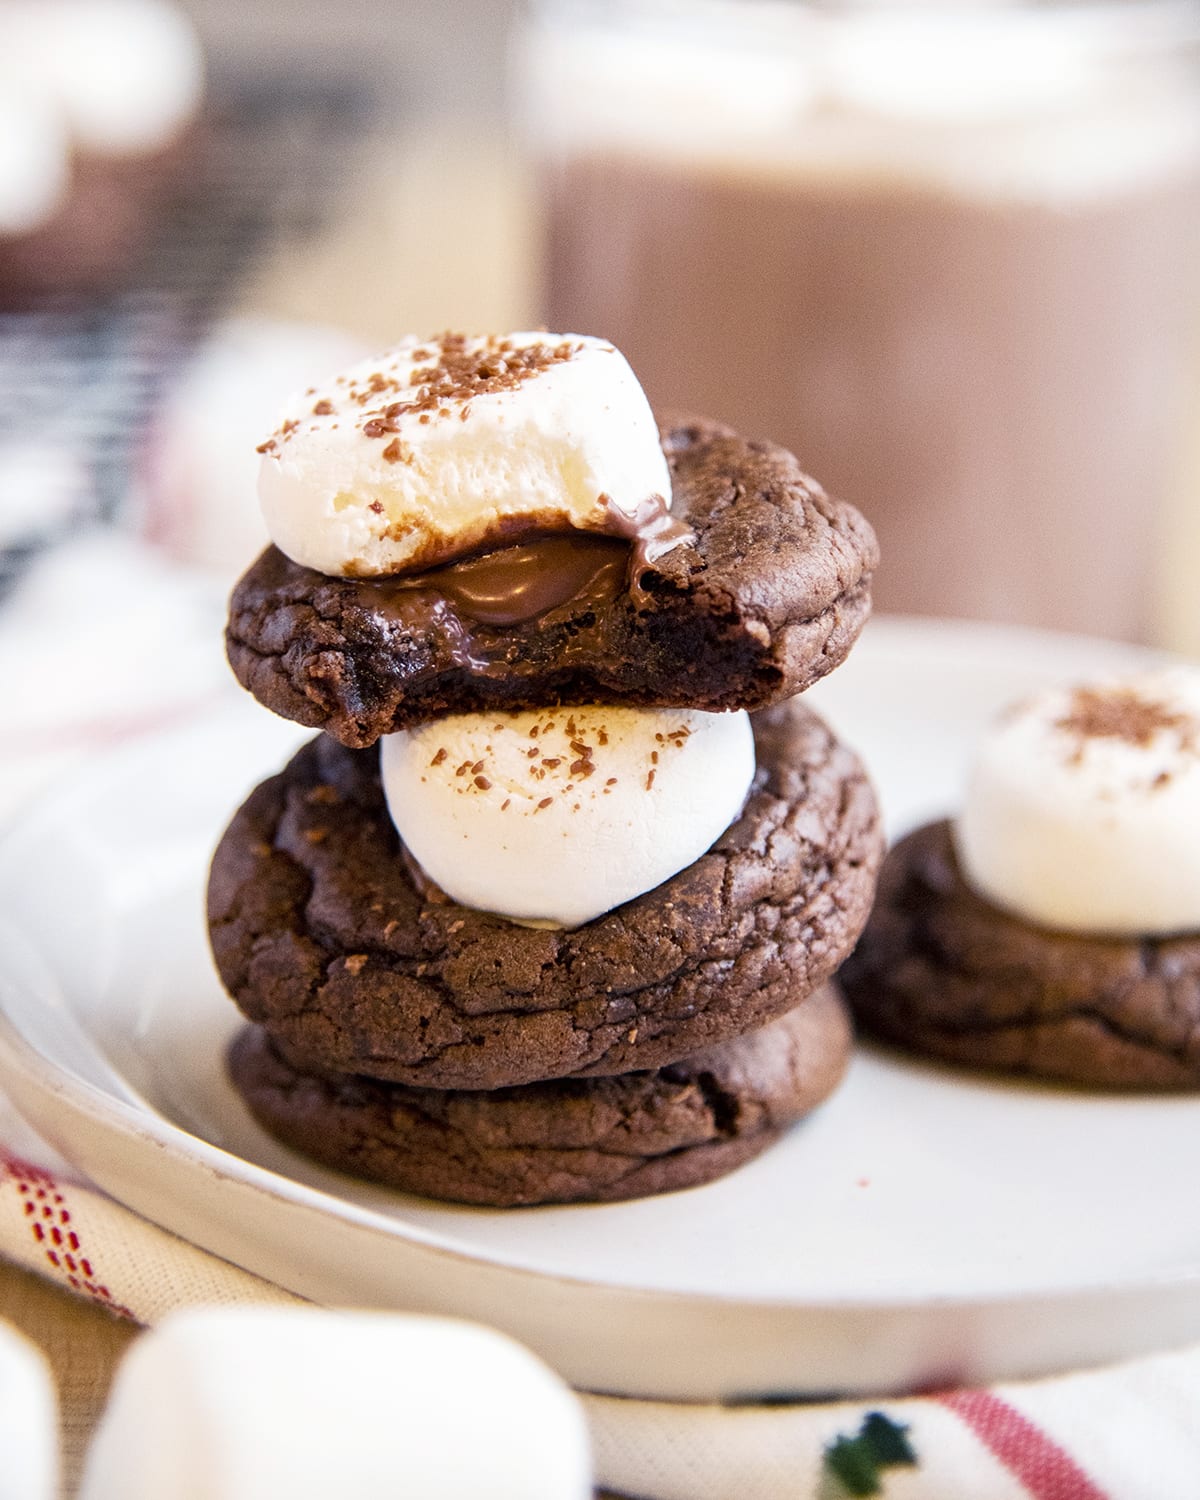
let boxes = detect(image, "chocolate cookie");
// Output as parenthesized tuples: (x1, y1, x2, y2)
(226, 416, 878, 748)
(208, 702, 882, 1090)
(228, 985, 853, 1207)
(841, 820, 1200, 1089)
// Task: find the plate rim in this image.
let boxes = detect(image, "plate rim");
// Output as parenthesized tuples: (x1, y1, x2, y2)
(0, 613, 1192, 1319)
(7, 617, 1200, 1398)
(4, 995, 1200, 1318)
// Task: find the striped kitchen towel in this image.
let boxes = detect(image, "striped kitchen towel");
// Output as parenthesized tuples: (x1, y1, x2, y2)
(1, 1114, 1196, 1499)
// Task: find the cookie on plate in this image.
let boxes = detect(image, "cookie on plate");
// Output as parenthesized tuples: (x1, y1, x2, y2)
(841, 670, 1200, 1088)
(227, 411, 877, 747)
(228, 984, 854, 1207)
(209, 701, 882, 1091)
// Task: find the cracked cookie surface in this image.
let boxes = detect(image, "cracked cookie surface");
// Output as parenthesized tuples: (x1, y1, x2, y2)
(207, 702, 882, 1090)
(228, 985, 853, 1206)
(225, 416, 878, 748)
(841, 819, 1200, 1089)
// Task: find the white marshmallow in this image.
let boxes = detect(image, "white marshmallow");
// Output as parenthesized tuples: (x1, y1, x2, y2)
(381, 704, 756, 929)
(824, 12, 1102, 125)
(79, 1309, 591, 1500)
(0, 1321, 58, 1500)
(256, 332, 673, 578)
(0, 79, 70, 234)
(520, 5, 1200, 204)
(2, 0, 204, 158)
(955, 667, 1200, 936)
(518, 20, 821, 156)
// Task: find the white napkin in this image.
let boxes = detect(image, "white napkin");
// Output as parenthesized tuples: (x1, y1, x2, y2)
(0, 1318, 58, 1500)
(79, 1307, 592, 1500)
(0, 529, 231, 822)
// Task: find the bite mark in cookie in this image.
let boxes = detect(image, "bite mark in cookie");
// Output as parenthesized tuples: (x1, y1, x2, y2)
(226, 417, 877, 746)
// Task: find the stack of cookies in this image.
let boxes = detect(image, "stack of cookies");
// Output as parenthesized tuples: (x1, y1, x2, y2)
(208, 331, 883, 1206)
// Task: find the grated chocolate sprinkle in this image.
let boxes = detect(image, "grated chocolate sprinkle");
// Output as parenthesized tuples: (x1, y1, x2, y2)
(348, 333, 582, 444)
(1056, 684, 1197, 769)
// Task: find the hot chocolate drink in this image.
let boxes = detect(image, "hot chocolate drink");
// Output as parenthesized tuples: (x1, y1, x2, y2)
(524, 3, 1200, 637)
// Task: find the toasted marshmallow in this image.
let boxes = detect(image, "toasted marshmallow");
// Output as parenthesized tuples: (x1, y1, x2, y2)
(256, 332, 674, 578)
(380, 705, 755, 929)
(955, 667, 1200, 936)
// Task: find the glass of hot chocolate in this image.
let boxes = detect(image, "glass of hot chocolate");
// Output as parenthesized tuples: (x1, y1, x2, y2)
(517, 0, 1200, 640)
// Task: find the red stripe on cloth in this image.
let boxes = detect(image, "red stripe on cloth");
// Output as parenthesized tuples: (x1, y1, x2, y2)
(0, 1152, 136, 1320)
(938, 1390, 1110, 1500)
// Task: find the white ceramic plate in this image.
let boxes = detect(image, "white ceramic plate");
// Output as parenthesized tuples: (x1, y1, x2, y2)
(1, 617, 1197, 1402)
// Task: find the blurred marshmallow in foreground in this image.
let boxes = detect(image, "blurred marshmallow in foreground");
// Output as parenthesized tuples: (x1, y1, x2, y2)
(139, 318, 368, 577)
(80, 1308, 591, 1500)
(0, 1319, 58, 1500)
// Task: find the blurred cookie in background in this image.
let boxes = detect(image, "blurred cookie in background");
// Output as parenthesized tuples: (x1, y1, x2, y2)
(0, 0, 205, 305)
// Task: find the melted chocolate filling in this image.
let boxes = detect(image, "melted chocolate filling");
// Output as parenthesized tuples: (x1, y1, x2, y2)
(342, 494, 693, 631)
(357, 532, 631, 629)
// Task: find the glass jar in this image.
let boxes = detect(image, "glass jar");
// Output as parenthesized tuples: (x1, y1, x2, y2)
(517, 0, 1200, 641)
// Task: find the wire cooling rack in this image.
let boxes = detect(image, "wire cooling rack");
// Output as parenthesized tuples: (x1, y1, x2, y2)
(0, 71, 377, 592)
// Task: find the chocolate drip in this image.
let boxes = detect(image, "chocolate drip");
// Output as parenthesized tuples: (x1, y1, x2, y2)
(602, 492, 694, 571)
(1056, 686, 1197, 756)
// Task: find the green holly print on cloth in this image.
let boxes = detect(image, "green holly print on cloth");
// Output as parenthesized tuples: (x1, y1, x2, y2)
(821, 1412, 918, 1497)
